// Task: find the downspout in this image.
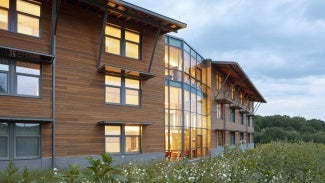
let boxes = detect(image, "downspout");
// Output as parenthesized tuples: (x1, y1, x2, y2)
(50, 0, 59, 169)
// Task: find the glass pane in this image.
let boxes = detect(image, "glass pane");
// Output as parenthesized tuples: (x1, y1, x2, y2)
(0, 137, 8, 157)
(169, 127, 182, 151)
(17, 0, 40, 16)
(17, 75, 39, 96)
(170, 87, 182, 110)
(105, 137, 120, 153)
(0, 9, 8, 30)
(105, 86, 120, 103)
(16, 136, 40, 157)
(105, 126, 121, 135)
(125, 89, 139, 105)
(17, 14, 39, 37)
(169, 46, 182, 70)
(170, 110, 182, 127)
(105, 25, 121, 38)
(0, 73, 8, 93)
(0, 123, 8, 135)
(16, 62, 40, 75)
(0, 63, 9, 71)
(125, 30, 139, 43)
(105, 37, 120, 55)
(0, 0, 9, 8)
(126, 136, 139, 152)
(169, 37, 182, 48)
(125, 78, 139, 89)
(125, 126, 140, 135)
(125, 42, 139, 59)
(15, 123, 40, 135)
(105, 75, 121, 86)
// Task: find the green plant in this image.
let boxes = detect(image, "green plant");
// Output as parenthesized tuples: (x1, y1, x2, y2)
(85, 153, 127, 183)
(0, 161, 20, 183)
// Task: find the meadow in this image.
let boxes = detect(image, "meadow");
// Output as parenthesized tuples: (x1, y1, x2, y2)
(1, 142, 324, 183)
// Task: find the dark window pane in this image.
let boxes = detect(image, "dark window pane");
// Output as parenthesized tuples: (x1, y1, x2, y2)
(0, 73, 8, 93)
(0, 137, 8, 158)
(16, 136, 40, 157)
(15, 123, 40, 135)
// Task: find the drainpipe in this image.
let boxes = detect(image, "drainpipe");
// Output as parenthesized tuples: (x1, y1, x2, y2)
(50, 0, 58, 169)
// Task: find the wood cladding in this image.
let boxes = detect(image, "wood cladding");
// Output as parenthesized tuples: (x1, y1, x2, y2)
(54, 4, 165, 156)
(0, 3, 165, 158)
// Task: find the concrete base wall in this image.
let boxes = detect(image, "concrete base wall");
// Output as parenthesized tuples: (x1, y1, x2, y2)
(0, 152, 164, 170)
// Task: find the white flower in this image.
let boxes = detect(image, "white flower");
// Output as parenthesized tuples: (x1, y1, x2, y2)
(53, 168, 58, 171)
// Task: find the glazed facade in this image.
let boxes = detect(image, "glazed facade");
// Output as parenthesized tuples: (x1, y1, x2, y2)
(164, 36, 210, 160)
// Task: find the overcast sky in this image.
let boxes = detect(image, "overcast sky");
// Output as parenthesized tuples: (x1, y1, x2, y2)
(127, 0, 325, 121)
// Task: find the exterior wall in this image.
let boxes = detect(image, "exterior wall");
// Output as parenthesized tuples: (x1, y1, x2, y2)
(54, 4, 165, 157)
(210, 64, 255, 150)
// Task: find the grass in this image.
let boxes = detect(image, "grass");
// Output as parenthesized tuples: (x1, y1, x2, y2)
(0, 141, 324, 183)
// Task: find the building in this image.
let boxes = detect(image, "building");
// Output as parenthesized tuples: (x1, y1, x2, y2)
(0, 0, 265, 169)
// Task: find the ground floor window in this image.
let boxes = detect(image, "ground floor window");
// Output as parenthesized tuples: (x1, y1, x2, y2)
(230, 131, 235, 145)
(105, 125, 141, 153)
(217, 130, 224, 146)
(0, 122, 40, 160)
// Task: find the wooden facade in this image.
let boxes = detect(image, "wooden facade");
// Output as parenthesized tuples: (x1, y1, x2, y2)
(0, 0, 264, 169)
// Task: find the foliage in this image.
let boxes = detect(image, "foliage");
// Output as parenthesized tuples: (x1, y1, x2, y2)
(1, 143, 324, 182)
(254, 115, 325, 144)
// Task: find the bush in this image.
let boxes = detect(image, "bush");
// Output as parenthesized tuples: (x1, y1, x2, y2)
(0, 142, 324, 182)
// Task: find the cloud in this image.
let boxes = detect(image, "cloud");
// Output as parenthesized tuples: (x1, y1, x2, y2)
(255, 75, 325, 120)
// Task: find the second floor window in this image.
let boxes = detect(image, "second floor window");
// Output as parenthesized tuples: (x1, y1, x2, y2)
(0, 60, 41, 97)
(0, 0, 41, 37)
(230, 108, 235, 123)
(105, 75, 140, 106)
(105, 24, 140, 59)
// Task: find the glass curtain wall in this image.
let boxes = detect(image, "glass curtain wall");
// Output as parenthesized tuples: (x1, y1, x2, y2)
(165, 36, 209, 160)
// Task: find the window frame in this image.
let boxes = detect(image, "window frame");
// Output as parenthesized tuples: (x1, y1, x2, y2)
(105, 75, 141, 106)
(105, 125, 141, 154)
(230, 131, 235, 145)
(0, 0, 42, 37)
(0, 122, 41, 160)
(0, 59, 42, 97)
(105, 23, 141, 60)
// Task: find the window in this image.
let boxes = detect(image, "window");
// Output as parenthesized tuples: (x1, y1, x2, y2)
(105, 24, 140, 59)
(240, 92, 244, 105)
(105, 125, 140, 153)
(105, 75, 140, 105)
(247, 116, 251, 126)
(0, 122, 40, 160)
(247, 133, 251, 143)
(216, 72, 223, 90)
(240, 132, 244, 141)
(230, 132, 235, 145)
(230, 85, 235, 100)
(0, 0, 41, 37)
(230, 108, 235, 123)
(0, 60, 40, 97)
(240, 113, 244, 125)
(216, 103, 223, 119)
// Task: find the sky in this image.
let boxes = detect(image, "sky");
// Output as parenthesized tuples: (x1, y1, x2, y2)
(127, 0, 325, 121)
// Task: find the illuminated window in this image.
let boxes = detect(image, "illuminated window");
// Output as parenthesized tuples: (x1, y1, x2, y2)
(0, 0, 41, 37)
(105, 24, 140, 59)
(216, 72, 223, 90)
(105, 125, 140, 153)
(105, 75, 140, 105)
(216, 103, 223, 119)
(231, 85, 235, 100)
(0, 60, 40, 97)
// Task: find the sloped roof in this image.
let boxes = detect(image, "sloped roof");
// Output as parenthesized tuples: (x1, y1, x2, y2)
(211, 61, 266, 103)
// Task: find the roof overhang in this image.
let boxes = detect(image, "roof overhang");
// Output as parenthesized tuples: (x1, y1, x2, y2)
(70, 0, 186, 33)
(98, 64, 155, 80)
(97, 121, 152, 126)
(0, 45, 54, 64)
(211, 61, 266, 103)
